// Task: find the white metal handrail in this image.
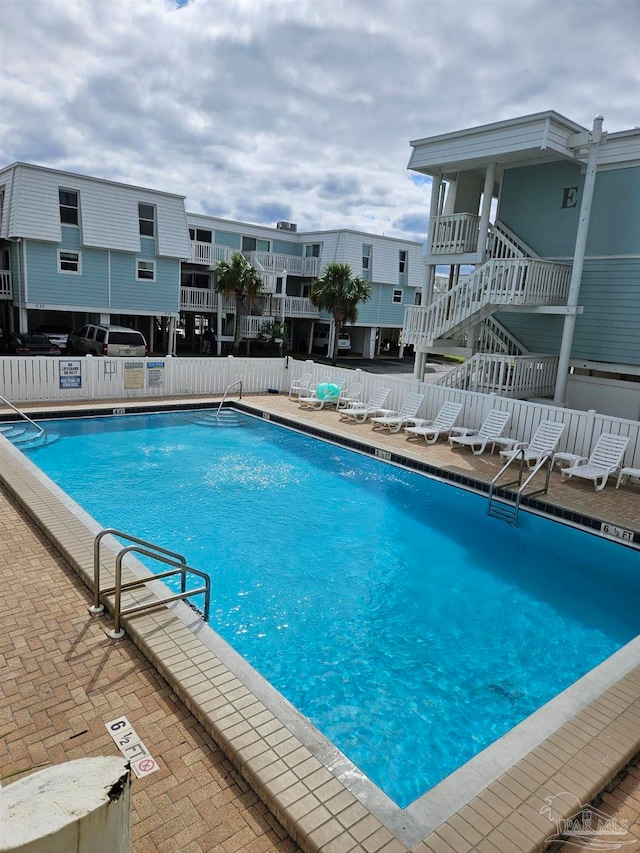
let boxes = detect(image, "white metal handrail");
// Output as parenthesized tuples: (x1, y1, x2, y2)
(215, 380, 243, 418)
(428, 213, 480, 254)
(0, 394, 45, 439)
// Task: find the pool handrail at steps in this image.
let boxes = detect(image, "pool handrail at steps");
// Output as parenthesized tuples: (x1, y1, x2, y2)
(0, 394, 45, 440)
(488, 450, 554, 525)
(215, 380, 243, 418)
(90, 529, 210, 638)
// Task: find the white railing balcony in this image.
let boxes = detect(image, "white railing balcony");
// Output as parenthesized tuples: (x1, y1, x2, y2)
(180, 287, 218, 312)
(240, 315, 268, 339)
(428, 213, 481, 255)
(243, 251, 320, 278)
(190, 242, 233, 266)
(284, 296, 320, 318)
(0, 270, 12, 300)
(403, 257, 572, 349)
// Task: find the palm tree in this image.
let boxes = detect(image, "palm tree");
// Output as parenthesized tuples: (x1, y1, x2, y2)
(310, 262, 371, 364)
(214, 253, 263, 356)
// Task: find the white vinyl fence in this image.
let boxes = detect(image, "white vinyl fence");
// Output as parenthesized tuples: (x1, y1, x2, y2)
(289, 359, 640, 471)
(0, 356, 288, 403)
(2, 354, 640, 471)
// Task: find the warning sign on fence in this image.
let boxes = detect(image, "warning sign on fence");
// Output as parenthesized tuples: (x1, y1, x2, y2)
(59, 360, 82, 389)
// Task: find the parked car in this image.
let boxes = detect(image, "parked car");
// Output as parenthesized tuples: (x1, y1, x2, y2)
(0, 332, 61, 356)
(312, 329, 352, 353)
(33, 324, 73, 350)
(66, 324, 148, 357)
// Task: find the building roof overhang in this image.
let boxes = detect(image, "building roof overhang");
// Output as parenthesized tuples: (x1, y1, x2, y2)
(408, 111, 590, 180)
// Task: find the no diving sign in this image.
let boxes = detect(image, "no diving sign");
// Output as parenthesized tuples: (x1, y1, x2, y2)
(105, 715, 160, 778)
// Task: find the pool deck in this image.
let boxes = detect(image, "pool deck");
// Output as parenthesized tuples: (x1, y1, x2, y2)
(2, 393, 640, 853)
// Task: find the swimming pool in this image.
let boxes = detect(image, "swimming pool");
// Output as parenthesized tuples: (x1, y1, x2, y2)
(20, 409, 640, 807)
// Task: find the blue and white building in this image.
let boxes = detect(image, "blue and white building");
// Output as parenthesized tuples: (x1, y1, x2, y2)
(403, 111, 640, 418)
(0, 162, 190, 351)
(0, 162, 424, 358)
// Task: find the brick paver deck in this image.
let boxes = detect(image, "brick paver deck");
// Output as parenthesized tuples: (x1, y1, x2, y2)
(0, 484, 301, 853)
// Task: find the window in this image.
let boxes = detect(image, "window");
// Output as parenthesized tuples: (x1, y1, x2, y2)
(59, 189, 79, 225)
(362, 244, 372, 281)
(189, 228, 212, 243)
(137, 260, 156, 281)
(58, 249, 81, 274)
(138, 203, 155, 237)
(392, 289, 403, 304)
(305, 243, 321, 258)
(414, 290, 422, 306)
(241, 236, 270, 252)
(181, 270, 210, 288)
(399, 250, 407, 285)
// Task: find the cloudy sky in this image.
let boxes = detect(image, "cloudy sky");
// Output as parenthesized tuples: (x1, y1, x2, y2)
(2, 0, 639, 244)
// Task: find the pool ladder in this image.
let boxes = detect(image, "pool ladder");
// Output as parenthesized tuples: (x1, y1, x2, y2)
(487, 451, 554, 525)
(90, 529, 211, 639)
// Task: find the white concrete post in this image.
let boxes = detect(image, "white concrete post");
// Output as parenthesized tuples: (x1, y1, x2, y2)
(553, 115, 604, 405)
(424, 175, 442, 301)
(168, 316, 176, 356)
(1, 757, 130, 853)
(216, 291, 224, 355)
(477, 162, 496, 261)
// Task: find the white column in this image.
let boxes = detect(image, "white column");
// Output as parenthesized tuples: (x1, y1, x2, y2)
(423, 175, 442, 303)
(554, 115, 604, 405)
(18, 306, 28, 333)
(477, 162, 496, 260)
(168, 316, 176, 355)
(216, 291, 223, 355)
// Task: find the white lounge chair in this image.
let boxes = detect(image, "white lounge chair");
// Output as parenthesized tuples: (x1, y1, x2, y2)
(561, 433, 630, 491)
(499, 420, 566, 469)
(299, 378, 345, 410)
(339, 387, 391, 423)
(370, 393, 425, 433)
(449, 409, 511, 455)
(404, 401, 464, 444)
(288, 372, 313, 400)
(336, 382, 363, 410)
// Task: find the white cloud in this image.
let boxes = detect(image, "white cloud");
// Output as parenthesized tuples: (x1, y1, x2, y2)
(1, 0, 639, 243)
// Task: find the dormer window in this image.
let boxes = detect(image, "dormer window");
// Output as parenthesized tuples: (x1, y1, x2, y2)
(59, 189, 79, 225)
(139, 203, 155, 237)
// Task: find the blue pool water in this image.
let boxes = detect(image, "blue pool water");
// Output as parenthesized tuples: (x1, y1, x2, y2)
(22, 410, 640, 807)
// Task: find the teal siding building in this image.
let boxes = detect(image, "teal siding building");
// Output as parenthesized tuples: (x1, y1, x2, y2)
(404, 111, 640, 416)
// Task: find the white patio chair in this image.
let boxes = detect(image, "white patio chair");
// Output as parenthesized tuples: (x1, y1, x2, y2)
(561, 433, 630, 491)
(299, 378, 345, 410)
(404, 401, 463, 444)
(339, 387, 391, 423)
(499, 420, 566, 469)
(288, 372, 312, 401)
(370, 393, 425, 433)
(449, 409, 511, 455)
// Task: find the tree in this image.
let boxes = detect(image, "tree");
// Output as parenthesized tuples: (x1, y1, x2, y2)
(213, 253, 263, 356)
(310, 262, 371, 364)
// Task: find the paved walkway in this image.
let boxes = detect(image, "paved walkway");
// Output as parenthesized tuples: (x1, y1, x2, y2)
(0, 485, 301, 853)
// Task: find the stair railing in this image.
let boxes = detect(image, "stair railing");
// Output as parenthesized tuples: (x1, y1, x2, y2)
(487, 451, 554, 525)
(0, 394, 45, 439)
(215, 380, 243, 418)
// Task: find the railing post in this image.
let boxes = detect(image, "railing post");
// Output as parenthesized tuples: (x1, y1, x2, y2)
(108, 553, 125, 639)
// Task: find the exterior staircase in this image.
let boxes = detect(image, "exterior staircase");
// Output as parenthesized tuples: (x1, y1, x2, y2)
(403, 223, 571, 351)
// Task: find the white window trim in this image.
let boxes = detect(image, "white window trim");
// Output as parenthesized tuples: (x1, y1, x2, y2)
(392, 289, 403, 304)
(137, 259, 156, 282)
(57, 249, 82, 275)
